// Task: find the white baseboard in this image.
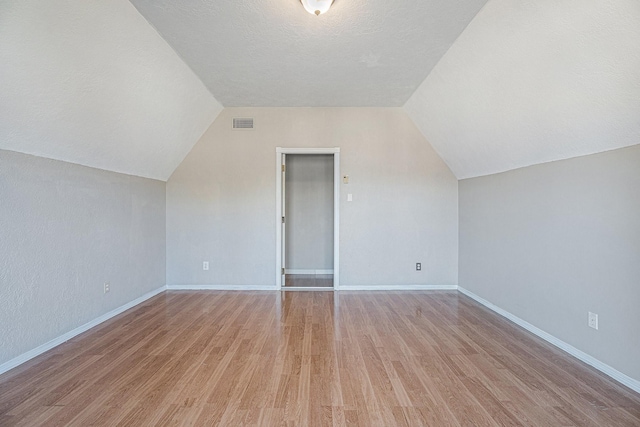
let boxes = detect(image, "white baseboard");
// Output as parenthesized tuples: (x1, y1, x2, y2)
(285, 269, 333, 275)
(167, 284, 277, 291)
(0, 286, 166, 377)
(282, 287, 335, 292)
(339, 284, 458, 291)
(458, 287, 640, 394)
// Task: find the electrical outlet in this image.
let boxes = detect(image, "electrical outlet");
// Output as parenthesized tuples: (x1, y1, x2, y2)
(203, 261, 209, 271)
(104, 282, 110, 294)
(416, 263, 421, 271)
(588, 312, 598, 330)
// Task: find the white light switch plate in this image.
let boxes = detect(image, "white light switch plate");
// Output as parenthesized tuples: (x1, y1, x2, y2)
(347, 193, 353, 202)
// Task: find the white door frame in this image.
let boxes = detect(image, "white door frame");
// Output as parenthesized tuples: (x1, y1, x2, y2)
(275, 147, 340, 290)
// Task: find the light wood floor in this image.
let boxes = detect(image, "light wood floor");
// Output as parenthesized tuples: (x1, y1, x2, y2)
(1, 291, 639, 426)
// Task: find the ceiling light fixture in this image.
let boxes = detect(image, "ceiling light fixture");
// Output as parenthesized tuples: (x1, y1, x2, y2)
(300, 0, 334, 16)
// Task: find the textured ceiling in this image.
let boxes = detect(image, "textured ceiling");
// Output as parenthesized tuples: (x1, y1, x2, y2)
(129, 0, 487, 107)
(3, 0, 637, 182)
(406, 0, 640, 179)
(0, 0, 222, 181)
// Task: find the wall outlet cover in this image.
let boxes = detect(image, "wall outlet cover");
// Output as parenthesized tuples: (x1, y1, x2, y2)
(588, 312, 598, 330)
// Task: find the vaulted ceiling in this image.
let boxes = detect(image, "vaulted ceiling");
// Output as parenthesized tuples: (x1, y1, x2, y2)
(406, 0, 640, 179)
(0, 0, 221, 181)
(128, 0, 487, 107)
(1, 0, 639, 180)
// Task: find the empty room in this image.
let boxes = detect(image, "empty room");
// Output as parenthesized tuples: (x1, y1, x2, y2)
(1, 0, 639, 425)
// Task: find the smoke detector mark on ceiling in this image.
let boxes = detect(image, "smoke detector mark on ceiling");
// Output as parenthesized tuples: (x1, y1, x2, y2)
(360, 53, 382, 68)
(232, 118, 254, 130)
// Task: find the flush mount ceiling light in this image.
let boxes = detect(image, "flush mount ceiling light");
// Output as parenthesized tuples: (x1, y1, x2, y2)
(300, 0, 334, 16)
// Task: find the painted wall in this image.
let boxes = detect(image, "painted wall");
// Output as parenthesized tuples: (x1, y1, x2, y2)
(285, 154, 334, 272)
(166, 108, 458, 287)
(0, 150, 166, 366)
(459, 144, 640, 383)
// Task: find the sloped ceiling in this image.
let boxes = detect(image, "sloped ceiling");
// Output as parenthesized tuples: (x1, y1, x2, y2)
(2, 0, 638, 181)
(0, 0, 222, 181)
(405, 0, 640, 179)
(128, 0, 487, 107)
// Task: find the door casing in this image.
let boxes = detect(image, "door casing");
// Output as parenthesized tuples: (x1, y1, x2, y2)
(275, 147, 340, 290)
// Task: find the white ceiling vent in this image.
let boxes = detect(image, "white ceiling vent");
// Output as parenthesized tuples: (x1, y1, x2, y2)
(233, 117, 254, 130)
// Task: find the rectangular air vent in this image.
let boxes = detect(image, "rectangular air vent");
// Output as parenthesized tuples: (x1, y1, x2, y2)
(233, 117, 254, 130)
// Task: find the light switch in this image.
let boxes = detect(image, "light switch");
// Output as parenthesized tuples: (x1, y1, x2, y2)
(343, 175, 349, 184)
(347, 193, 353, 202)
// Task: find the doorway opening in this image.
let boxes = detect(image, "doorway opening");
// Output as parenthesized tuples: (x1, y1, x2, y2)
(275, 148, 340, 291)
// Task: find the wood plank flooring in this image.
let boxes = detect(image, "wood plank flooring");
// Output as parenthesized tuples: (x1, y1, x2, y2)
(1, 291, 639, 426)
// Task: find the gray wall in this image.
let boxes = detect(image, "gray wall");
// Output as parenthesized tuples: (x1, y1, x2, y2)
(285, 154, 334, 272)
(166, 108, 458, 287)
(459, 144, 640, 383)
(0, 150, 166, 366)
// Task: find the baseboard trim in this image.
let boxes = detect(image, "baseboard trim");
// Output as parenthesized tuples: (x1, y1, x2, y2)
(340, 284, 458, 291)
(285, 269, 334, 275)
(457, 286, 640, 394)
(282, 286, 335, 292)
(0, 286, 166, 377)
(167, 284, 277, 291)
